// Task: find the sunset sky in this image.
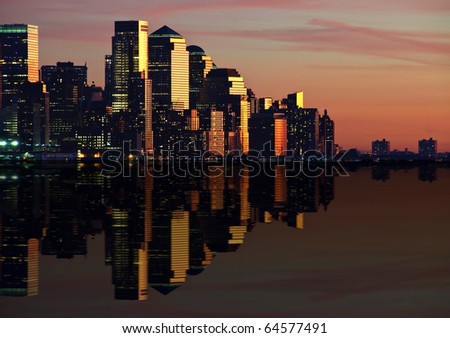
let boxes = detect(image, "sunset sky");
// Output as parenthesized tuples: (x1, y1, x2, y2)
(1, 0, 449, 151)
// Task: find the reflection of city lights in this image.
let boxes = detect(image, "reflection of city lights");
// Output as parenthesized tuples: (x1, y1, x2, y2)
(0, 141, 7, 146)
(11, 140, 19, 146)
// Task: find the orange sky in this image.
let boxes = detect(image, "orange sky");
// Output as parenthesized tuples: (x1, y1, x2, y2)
(1, 0, 449, 151)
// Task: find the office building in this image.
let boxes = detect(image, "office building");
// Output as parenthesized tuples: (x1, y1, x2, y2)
(187, 45, 213, 109)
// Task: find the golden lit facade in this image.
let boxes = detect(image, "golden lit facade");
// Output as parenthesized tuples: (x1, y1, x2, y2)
(112, 21, 149, 113)
(288, 91, 304, 109)
(207, 110, 225, 155)
(274, 113, 287, 156)
(201, 69, 250, 153)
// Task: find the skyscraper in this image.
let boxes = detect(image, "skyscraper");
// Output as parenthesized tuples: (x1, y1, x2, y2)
(0, 24, 39, 138)
(111, 21, 152, 152)
(149, 25, 189, 153)
(187, 45, 213, 110)
(0, 24, 39, 110)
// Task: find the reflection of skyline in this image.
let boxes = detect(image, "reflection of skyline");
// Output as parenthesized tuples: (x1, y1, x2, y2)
(0, 164, 443, 300)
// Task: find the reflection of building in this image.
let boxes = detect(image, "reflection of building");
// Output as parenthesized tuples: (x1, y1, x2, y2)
(110, 176, 149, 300)
(372, 165, 390, 182)
(149, 176, 190, 294)
(418, 138, 437, 160)
(0, 217, 39, 297)
(418, 163, 437, 183)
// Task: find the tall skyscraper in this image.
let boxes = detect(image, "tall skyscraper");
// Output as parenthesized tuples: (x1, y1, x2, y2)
(187, 45, 213, 109)
(41, 62, 87, 145)
(0, 24, 39, 110)
(111, 21, 152, 152)
(0, 24, 38, 138)
(149, 26, 189, 153)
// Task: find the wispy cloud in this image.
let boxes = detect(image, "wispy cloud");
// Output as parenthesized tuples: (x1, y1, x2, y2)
(188, 19, 450, 65)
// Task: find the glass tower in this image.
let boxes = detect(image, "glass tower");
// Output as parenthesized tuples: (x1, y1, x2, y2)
(0, 24, 39, 110)
(111, 21, 152, 152)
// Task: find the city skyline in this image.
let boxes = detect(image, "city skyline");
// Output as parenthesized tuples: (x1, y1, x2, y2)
(0, 1, 448, 151)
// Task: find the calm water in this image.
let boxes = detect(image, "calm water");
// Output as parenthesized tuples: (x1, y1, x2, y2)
(0, 163, 449, 317)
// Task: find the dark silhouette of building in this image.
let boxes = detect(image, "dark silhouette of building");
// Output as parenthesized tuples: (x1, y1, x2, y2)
(372, 139, 390, 159)
(17, 81, 49, 151)
(41, 62, 87, 145)
(418, 138, 437, 160)
(319, 109, 335, 158)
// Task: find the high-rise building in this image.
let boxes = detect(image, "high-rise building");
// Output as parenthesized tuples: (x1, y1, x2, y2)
(111, 21, 152, 152)
(0, 24, 39, 139)
(319, 109, 335, 158)
(187, 45, 213, 109)
(372, 138, 390, 158)
(17, 81, 49, 151)
(0, 24, 39, 110)
(149, 26, 189, 153)
(200, 68, 249, 153)
(41, 62, 87, 145)
(418, 138, 437, 159)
